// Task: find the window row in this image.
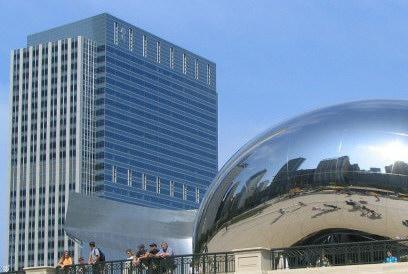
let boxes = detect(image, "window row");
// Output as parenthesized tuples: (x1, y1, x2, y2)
(111, 166, 201, 203)
(113, 21, 213, 85)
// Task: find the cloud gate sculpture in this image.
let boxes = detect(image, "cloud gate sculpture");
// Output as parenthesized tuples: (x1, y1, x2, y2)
(194, 100, 408, 253)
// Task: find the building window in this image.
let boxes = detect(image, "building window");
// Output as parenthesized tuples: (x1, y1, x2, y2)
(169, 47, 174, 69)
(142, 35, 148, 57)
(169, 181, 174, 197)
(114, 22, 119, 45)
(127, 169, 132, 186)
(128, 28, 134, 51)
(112, 166, 117, 183)
(182, 185, 187, 200)
(182, 53, 187, 74)
(195, 187, 200, 203)
(142, 173, 147, 190)
(195, 59, 199, 80)
(207, 64, 211, 85)
(156, 41, 161, 63)
(156, 177, 161, 194)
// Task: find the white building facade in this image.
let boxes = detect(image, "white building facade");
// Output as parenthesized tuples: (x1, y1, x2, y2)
(8, 36, 95, 270)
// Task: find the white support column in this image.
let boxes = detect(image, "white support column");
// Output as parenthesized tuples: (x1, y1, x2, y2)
(14, 48, 24, 270)
(7, 49, 15, 269)
(64, 38, 72, 254)
(73, 36, 83, 262)
(34, 44, 43, 266)
(24, 46, 33, 268)
(75, 36, 82, 194)
(43, 42, 52, 266)
(53, 40, 62, 265)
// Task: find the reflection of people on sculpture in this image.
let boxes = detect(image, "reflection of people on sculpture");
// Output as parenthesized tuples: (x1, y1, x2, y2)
(345, 200, 381, 219)
(315, 254, 330, 267)
(384, 251, 398, 263)
(277, 254, 289, 269)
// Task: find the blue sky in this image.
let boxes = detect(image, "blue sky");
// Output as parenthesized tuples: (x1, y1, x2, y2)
(1, 0, 408, 265)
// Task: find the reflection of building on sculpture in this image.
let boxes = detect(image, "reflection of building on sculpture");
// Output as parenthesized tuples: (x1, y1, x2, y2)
(194, 100, 408, 253)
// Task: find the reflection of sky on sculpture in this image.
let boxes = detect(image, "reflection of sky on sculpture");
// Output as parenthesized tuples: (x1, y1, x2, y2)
(220, 101, 408, 196)
(304, 130, 408, 172)
(230, 132, 408, 196)
(357, 139, 408, 170)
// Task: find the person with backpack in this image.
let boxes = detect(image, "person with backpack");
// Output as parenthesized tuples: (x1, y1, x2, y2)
(88, 241, 105, 264)
(88, 241, 106, 274)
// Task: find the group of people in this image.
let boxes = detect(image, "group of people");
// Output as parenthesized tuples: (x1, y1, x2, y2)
(125, 242, 175, 270)
(57, 241, 175, 270)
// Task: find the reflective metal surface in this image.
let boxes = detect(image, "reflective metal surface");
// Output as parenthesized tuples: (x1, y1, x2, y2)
(65, 193, 196, 259)
(194, 100, 408, 253)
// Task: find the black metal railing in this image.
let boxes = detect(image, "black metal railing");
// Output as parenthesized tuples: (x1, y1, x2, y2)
(57, 252, 235, 274)
(271, 239, 408, 270)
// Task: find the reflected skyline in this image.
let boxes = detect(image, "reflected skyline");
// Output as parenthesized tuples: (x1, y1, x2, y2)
(194, 100, 408, 253)
(211, 155, 408, 233)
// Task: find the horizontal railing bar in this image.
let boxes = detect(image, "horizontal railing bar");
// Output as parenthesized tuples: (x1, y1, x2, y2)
(271, 239, 408, 251)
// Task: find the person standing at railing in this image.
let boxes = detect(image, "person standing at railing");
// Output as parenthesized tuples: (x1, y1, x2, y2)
(88, 242, 105, 274)
(126, 249, 135, 261)
(123, 249, 135, 274)
(158, 242, 174, 258)
(384, 251, 398, 263)
(145, 243, 161, 272)
(88, 241, 105, 264)
(132, 244, 147, 268)
(158, 242, 176, 273)
(57, 250, 73, 269)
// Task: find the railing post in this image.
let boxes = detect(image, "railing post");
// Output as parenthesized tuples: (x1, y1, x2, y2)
(202, 254, 206, 274)
(191, 255, 195, 274)
(356, 244, 360, 264)
(225, 253, 228, 273)
(270, 251, 275, 270)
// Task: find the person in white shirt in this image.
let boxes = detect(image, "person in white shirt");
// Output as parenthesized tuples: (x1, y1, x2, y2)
(124, 249, 134, 274)
(88, 242, 100, 265)
(158, 242, 174, 258)
(158, 242, 176, 272)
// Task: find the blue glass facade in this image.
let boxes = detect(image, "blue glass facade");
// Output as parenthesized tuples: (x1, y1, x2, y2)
(28, 13, 218, 210)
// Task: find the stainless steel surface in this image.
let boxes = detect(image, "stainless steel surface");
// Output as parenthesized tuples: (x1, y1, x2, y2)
(65, 193, 196, 259)
(194, 100, 408, 253)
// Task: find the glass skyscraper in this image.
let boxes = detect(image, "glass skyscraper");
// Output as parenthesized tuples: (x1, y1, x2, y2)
(8, 13, 217, 270)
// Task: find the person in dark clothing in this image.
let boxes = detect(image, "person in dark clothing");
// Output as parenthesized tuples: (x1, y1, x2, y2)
(148, 243, 160, 255)
(133, 244, 147, 268)
(146, 243, 161, 272)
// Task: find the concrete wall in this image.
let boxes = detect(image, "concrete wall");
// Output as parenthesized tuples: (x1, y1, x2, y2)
(270, 262, 408, 274)
(232, 248, 408, 274)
